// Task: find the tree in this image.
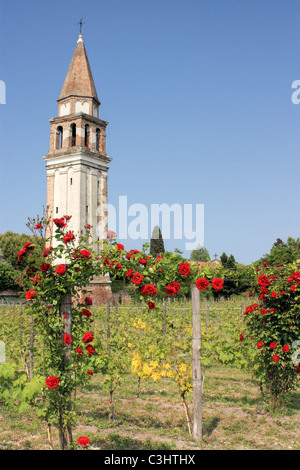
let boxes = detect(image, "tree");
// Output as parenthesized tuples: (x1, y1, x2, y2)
(0, 262, 19, 291)
(256, 237, 300, 267)
(0, 231, 44, 270)
(150, 226, 165, 258)
(220, 252, 236, 269)
(190, 245, 210, 262)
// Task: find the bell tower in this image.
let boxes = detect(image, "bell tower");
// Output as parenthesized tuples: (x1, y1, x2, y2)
(43, 33, 111, 252)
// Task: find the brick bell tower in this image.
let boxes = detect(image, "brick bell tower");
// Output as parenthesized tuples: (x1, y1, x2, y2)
(43, 33, 112, 303)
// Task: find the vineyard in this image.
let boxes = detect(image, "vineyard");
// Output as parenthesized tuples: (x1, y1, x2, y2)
(1, 296, 299, 450)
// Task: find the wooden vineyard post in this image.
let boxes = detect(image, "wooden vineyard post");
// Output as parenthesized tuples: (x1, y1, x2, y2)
(59, 292, 73, 450)
(191, 284, 203, 440)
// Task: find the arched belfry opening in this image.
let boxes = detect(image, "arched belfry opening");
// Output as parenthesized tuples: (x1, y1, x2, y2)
(71, 123, 76, 147)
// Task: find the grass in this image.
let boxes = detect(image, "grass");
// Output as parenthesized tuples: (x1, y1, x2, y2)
(0, 297, 299, 450)
(0, 362, 299, 450)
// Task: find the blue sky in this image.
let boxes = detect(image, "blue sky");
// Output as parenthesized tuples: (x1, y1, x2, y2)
(0, 0, 300, 264)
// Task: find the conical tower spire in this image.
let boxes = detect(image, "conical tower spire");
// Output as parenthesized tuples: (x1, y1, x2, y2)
(58, 33, 99, 105)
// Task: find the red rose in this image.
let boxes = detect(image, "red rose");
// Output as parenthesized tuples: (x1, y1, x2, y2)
(116, 243, 124, 250)
(33, 275, 42, 284)
(87, 370, 93, 376)
(43, 246, 53, 257)
(80, 249, 91, 260)
(25, 289, 37, 301)
(46, 376, 59, 389)
(141, 284, 157, 296)
(260, 308, 268, 315)
(53, 217, 67, 228)
(115, 262, 122, 270)
(260, 286, 269, 294)
(290, 284, 296, 291)
(75, 347, 83, 356)
(282, 345, 289, 352)
(86, 344, 95, 355)
(195, 278, 210, 291)
(239, 334, 244, 341)
(178, 262, 191, 276)
(165, 285, 177, 296)
(257, 341, 264, 349)
(170, 281, 180, 293)
(126, 269, 134, 278)
(18, 247, 27, 261)
(270, 342, 277, 349)
(77, 436, 90, 447)
(165, 282, 180, 296)
(85, 296, 93, 306)
(139, 258, 147, 266)
(211, 278, 224, 291)
(40, 262, 51, 272)
(55, 264, 66, 275)
(286, 272, 300, 283)
(147, 301, 155, 310)
(246, 306, 254, 313)
(23, 242, 34, 251)
(63, 232, 75, 244)
(82, 308, 92, 318)
(257, 274, 270, 287)
(64, 334, 72, 345)
(272, 355, 280, 362)
(82, 332, 94, 343)
(271, 291, 278, 298)
(35, 223, 43, 229)
(125, 249, 139, 260)
(130, 272, 144, 285)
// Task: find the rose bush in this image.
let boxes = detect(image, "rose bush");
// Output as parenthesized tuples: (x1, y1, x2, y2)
(242, 261, 300, 408)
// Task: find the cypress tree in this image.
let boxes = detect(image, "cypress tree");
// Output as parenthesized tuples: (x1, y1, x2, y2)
(150, 225, 165, 257)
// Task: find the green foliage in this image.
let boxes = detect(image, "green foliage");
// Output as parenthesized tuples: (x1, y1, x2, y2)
(220, 252, 236, 269)
(243, 261, 300, 408)
(190, 245, 210, 262)
(0, 262, 19, 291)
(255, 237, 300, 267)
(0, 231, 44, 270)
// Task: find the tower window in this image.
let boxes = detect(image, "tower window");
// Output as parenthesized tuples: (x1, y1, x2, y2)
(70, 178, 73, 185)
(95, 128, 101, 151)
(71, 123, 76, 147)
(85, 124, 90, 147)
(56, 207, 58, 214)
(56, 126, 63, 149)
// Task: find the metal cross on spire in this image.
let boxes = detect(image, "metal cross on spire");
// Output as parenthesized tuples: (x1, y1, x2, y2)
(78, 17, 85, 34)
